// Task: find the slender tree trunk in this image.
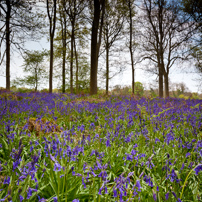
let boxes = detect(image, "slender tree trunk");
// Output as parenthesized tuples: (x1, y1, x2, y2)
(164, 72, 169, 97)
(49, 37, 54, 93)
(35, 67, 38, 92)
(6, 0, 11, 91)
(47, 0, 57, 94)
(158, 64, 164, 97)
(62, 40, 66, 93)
(62, 20, 66, 93)
(105, 24, 109, 95)
(158, 1, 165, 98)
(74, 38, 79, 94)
(106, 43, 109, 95)
(70, 25, 74, 94)
(128, 0, 135, 95)
(59, 1, 66, 93)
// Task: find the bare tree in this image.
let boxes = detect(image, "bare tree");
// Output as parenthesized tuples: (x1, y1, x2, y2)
(0, 0, 41, 90)
(57, 0, 68, 93)
(63, 0, 86, 94)
(125, 0, 136, 94)
(46, 0, 57, 93)
(138, 0, 197, 97)
(102, 0, 125, 95)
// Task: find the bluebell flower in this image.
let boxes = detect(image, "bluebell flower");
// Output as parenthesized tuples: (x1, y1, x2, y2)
(181, 163, 185, 170)
(156, 186, 159, 192)
(194, 164, 202, 175)
(153, 191, 157, 201)
(113, 189, 117, 197)
(3, 176, 10, 184)
(38, 196, 47, 201)
(52, 196, 58, 202)
(72, 199, 80, 202)
(165, 192, 169, 200)
(186, 152, 191, 158)
(82, 177, 86, 189)
(19, 195, 24, 202)
(105, 186, 108, 194)
(172, 191, 177, 198)
(199, 149, 202, 157)
(106, 139, 111, 147)
(27, 188, 32, 199)
(53, 162, 62, 172)
(136, 180, 141, 192)
(139, 171, 144, 178)
(98, 188, 102, 195)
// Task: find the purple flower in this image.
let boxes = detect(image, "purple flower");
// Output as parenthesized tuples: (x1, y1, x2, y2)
(199, 149, 202, 157)
(194, 164, 202, 175)
(167, 169, 180, 183)
(181, 163, 185, 170)
(50, 155, 56, 162)
(13, 160, 20, 171)
(53, 162, 62, 172)
(27, 188, 32, 199)
(165, 192, 169, 200)
(113, 189, 117, 197)
(156, 186, 159, 192)
(19, 195, 24, 202)
(72, 200, 80, 202)
(136, 180, 141, 192)
(3, 176, 10, 185)
(153, 191, 157, 201)
(172, 191, 177, 199)
(53, 196, 58, 202)
(38, 196, 47, 202)
(106, 139, 111, 147)
(82, 177, 86, 189)
(186, 152, 191, 158)
(105, 186, 108, 194)
(98, 188, 102, 195)
(139, 171, 144, 178)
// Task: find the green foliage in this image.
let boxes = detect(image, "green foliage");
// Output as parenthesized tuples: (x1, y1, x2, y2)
(134, 81, 144, 96)
(12, 50, 48, 91)
(149, 88, 158, 98)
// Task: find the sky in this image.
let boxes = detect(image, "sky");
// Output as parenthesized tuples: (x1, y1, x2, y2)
(0, 35, 200, 93)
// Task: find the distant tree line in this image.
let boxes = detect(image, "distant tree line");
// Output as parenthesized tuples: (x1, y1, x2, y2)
(0, 0, 201, 97)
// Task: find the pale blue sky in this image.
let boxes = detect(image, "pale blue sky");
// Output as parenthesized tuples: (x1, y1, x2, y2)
(0, 39, 200, 93)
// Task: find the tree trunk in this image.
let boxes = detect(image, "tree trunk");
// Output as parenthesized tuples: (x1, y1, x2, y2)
(128, 0, 135, 95)
(106, 44, 109, 95)
(74, 38, 79, 94)
(6, 0, 11, 91)
(62, 41, 66, 93)
(47, 0, 57, 94)
(105, 25, 109, 95)
(35, 67, 38, 92)
(90, 0, 105, 95)
(164, 72, 169, 97)
(158, 64, 164, 97)
(49, 37, 53, 93)
(62, 18, 66, 93)
(90, 0, 101, 95)
(70, 25, 74, 94)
